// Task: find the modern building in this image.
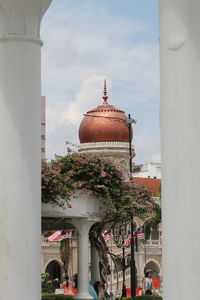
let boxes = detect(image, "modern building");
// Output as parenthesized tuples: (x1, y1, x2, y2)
(133, 162, 161, 179)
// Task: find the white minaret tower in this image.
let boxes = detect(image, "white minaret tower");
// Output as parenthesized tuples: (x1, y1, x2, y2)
(0, 1, 51, 300)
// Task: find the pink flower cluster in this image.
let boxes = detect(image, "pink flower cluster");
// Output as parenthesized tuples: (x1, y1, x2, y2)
(100, 171, 107, 178)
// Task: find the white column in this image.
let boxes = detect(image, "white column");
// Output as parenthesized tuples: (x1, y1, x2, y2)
(160, 1, 200, 300)
(0, 1, 51, 300)
(74, 219, 93, 300)
(91, 246, 100, 284)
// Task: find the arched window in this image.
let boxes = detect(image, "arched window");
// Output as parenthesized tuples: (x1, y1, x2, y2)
(45, 260, 62, 282)
(151, 229, 159, 240)
(113, 255, 123, 272)
(144, 260, 160, 278)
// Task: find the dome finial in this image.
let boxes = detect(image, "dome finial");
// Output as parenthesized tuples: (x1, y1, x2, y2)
(102, 79, 108, 104)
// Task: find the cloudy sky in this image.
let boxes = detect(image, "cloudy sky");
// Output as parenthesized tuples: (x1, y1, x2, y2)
(41, 0, 160, 164)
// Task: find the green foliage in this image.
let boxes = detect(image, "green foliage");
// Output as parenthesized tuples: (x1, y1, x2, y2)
(144, 205, 161, 240)
(42, 294, 73, 300)
(123, 297, 162, 300)
(41, 273, 60, 293)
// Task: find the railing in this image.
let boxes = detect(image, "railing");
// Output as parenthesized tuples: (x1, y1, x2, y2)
(144, 239, 162, 248)
(78, 141, 130, 149)
(41, 236, 60, 246)
(107, 268, 131, 284)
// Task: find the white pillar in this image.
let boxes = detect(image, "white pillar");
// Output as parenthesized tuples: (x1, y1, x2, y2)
(160, 1, 200, 300)
(91, 246, 100, 284)
(0, 1, 51, 300)
(74, 219, 93, 300)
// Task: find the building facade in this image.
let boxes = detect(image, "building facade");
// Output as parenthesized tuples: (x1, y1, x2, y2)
(41, 83, 162, 295)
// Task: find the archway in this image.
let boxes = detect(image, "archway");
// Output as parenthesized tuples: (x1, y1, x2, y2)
(144, 260, 160, 278)
(45, 260, 62, 281)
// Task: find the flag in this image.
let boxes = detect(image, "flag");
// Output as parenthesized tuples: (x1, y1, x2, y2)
(137, 232, 145, 239)
(124, 234, 131, 247)
(102, 230, 112, 241)
(48, 230, 72, 242)
(136, 225, 145, 240)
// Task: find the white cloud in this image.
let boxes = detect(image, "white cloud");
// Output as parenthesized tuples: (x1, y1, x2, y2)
(41, 0, 160, 162)
(151, 152, 161, 163)
(65, 75, 112, 126)
(45, 75, 111, 134)
(134, 131, 160, 164)
(41, 1, 159, 98)
(46, 102, 68, 134)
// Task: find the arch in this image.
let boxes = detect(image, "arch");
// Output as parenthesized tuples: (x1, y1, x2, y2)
(143, 259, 161, 278)
(134, 216, 143, 228)
(45, 259, 63, 281)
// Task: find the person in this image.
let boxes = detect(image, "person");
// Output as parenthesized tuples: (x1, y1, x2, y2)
(60, 275, 73, 295)
(142, 269, 155, 295)
(93, 281, 109, 299)
(73, 273, 78, 289)
(88, 280, 98, 300)
(73, 273, 78, 294)
(93, 281, 100, 295)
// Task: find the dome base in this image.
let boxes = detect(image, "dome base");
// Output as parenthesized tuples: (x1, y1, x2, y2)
(78, 141, 136, 157)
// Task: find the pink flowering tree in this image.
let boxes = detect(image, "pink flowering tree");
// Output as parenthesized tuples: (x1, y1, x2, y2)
(42, 160, 72, 207)
(42, 152, 158, 223)
(42, 152, 161, 293)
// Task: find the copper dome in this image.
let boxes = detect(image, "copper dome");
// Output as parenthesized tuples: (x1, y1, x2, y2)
(79, 81, 133, 144)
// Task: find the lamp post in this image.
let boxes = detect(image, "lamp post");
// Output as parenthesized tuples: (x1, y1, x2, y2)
(113, 223, 128, 297)
(125, 114, 137, 298)
(83, 82, 137, 296)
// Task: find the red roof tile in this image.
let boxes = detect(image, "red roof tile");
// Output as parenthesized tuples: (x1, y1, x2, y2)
(133, 177, 161, 197)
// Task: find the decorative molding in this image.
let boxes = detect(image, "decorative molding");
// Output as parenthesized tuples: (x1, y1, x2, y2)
(78, 141, 130, 149)
(44, 258, 63, 272)
(0, 35, 42, 45)
(8, 1, 26, 34)
(0, 0, 52, 42)
(78, 141, 136, 157)
(143, 258, 161, 276)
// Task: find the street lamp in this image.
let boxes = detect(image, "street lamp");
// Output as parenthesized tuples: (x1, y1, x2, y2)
(125, 114, 137, 298)
(83, 82, 137, 296)
(113, 223, 129, 298)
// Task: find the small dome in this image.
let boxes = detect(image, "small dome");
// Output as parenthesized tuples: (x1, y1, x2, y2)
(79, 81, 133, 144)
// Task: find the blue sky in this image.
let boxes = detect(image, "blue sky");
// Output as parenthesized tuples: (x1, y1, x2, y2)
(41, 0, 160, 163)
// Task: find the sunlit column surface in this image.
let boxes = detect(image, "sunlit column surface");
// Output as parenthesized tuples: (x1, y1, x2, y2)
(0, 1, 51, 300)
(74, 219, 93, 300)
(160, 1, 200, 299)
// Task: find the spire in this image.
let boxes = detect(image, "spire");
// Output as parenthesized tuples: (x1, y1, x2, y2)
(102, 79, 108, 104)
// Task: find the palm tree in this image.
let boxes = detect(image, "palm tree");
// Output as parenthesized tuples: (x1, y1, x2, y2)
(60, 238, 71, 279)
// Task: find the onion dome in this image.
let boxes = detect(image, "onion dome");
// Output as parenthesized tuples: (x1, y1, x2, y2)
(79, 80, 133, 143)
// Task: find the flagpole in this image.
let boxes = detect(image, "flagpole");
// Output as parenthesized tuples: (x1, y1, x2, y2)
(135, 232, 138, 253)
(144, 225, 147, 272)
(127, 114, 136, 298)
